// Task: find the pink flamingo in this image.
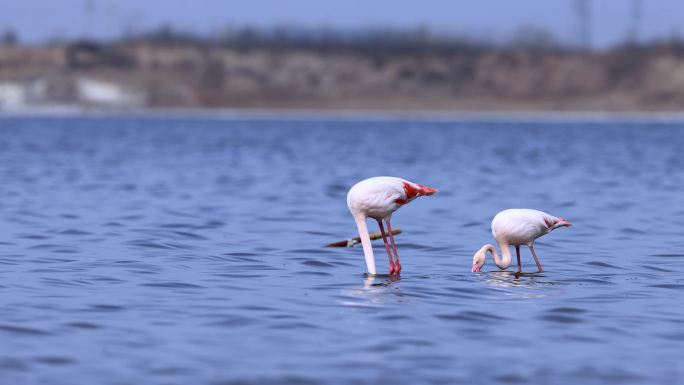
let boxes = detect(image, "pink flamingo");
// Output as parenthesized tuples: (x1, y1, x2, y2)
(347, 176, 438, 275)
(471, 209, 571, 273)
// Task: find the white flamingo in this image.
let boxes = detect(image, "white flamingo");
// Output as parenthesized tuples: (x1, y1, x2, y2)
(347, 176, 437, 275)
(471, 209, 571, 273)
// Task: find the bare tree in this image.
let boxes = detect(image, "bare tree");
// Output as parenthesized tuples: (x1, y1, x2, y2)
(510, 25, 559, 51)
(1, 29, 18, 46)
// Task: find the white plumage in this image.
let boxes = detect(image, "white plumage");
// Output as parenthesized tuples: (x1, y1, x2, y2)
(347, 176, 437, 275)
(472, 209, 571, 273)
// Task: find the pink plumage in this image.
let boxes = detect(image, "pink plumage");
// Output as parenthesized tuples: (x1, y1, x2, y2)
(347, 176, 437, 275)
(472, 209, 572, 273)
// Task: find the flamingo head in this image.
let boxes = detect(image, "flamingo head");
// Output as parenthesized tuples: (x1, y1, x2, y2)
(401, 183, 438, 203)
(471, 249, 486, 273)
(552, 217, 572, 229)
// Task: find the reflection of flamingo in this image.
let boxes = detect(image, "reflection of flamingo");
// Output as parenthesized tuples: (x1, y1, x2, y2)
(472, 209, 571, 273)
(347, 177, 437, 275)
(338, 275, 406, 308)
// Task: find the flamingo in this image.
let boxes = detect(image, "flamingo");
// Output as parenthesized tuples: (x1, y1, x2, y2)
(347, 176, 438, 275)
(471, 209, 571, 274)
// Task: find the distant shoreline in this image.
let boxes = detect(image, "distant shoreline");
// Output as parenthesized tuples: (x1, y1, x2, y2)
(4, 41, 684, 113)
(3, 106, 684, 123)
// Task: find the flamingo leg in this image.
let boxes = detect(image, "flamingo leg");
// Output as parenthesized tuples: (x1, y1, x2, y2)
(384, 218, 401, 274)
(377, 220, 396, 274)
(515, 245, 522, 273)
(529, 243, 543, 272)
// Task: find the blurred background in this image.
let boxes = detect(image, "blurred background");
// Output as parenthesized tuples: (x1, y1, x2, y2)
(1, 0, 684, 111)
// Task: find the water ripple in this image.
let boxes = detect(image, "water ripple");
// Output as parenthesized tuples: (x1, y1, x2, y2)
(0, 117, 682, 385)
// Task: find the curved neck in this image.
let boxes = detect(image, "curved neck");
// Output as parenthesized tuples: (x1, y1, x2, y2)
(482, 243, 512, 270)
(353, 213, 376, 274)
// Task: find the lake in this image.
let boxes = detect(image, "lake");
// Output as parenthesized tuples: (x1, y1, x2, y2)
(0, 113, 682, 384)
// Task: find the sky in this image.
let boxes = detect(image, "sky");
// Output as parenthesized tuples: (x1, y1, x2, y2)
(1, 0, 684, 48)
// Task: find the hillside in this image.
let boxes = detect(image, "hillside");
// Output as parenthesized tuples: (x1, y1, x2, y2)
(2, 39, 684, 111)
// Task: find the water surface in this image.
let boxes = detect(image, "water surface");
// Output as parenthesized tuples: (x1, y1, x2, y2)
(0, 114, 682, 384)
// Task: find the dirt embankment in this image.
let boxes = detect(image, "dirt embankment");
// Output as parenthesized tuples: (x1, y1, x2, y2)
(2, 41, 684, 110)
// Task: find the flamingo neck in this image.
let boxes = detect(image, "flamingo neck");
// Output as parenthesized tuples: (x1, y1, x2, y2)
(353, 213, 376, 275)
(482, 243, 512, 270)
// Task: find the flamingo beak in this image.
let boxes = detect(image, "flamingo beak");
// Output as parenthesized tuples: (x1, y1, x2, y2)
(417, 184, 438, 196)
(471, 263, 482, 273)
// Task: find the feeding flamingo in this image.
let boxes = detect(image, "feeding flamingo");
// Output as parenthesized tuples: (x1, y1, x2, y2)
(471, 209, 571, 274)
(347, 176, 438, 275)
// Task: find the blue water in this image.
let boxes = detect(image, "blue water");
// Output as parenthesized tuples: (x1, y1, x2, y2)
(0, 114, 682, 384)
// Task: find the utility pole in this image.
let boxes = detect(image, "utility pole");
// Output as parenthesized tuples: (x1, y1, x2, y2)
(574, 0, 592, 50)
(82, 0, 95, 40)
(627, 0, 643, 44)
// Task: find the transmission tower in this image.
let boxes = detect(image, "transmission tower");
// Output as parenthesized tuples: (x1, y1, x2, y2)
(627, 0, 643, 44)
(574, 0, 592, 50)
(82, 0, 95, 40)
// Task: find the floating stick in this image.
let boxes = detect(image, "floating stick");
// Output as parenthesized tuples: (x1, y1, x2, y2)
(325, 228, 402, 247)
